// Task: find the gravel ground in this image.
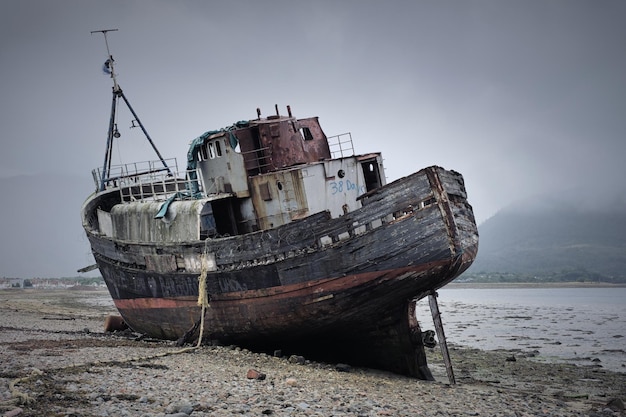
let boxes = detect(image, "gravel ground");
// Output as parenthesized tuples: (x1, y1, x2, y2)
(1, 288, 625, 417)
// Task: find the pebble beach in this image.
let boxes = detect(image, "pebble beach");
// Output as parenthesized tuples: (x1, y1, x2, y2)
(1, 288, 624, 417)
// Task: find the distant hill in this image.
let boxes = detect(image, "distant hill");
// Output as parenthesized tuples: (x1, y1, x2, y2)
(466, 191, 626, 283)
(5, 174, 626, 283)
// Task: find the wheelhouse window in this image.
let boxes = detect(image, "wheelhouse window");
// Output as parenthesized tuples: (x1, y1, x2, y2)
(199, 139, 225, 161)
(208, 143, 216, 158)
(300, 127, 314, 141)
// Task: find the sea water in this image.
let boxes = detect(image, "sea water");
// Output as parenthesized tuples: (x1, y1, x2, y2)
(414, 286, 626, 373)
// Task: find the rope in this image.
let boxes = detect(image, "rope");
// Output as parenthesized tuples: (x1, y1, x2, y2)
(196, 251, 210, 347)
(153, 248, 210, 353)
(0, 370, 40, 409)
(2, 251, 213, 411)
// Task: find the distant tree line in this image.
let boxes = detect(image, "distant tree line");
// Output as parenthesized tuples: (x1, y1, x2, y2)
(460, 268, 626, 284)
(2, 276, 105, 288)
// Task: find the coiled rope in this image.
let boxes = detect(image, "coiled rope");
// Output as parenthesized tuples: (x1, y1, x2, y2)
(0, 372, 39, 410)
(2, 252, 212, 410)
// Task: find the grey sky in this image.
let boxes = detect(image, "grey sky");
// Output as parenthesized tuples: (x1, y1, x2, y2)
(1, 1, 625, 277)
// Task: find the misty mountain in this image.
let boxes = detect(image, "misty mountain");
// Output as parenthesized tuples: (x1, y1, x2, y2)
(467, 191, 626, 281)
(4, 173, 626, 281)
(0, 173, 97, 278)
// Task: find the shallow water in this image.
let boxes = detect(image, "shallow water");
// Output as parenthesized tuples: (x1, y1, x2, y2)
(415, 286, 626, 373)
(86, 285, 626, 372)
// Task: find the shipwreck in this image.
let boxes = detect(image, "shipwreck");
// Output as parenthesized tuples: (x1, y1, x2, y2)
(81, 31, 478, 380)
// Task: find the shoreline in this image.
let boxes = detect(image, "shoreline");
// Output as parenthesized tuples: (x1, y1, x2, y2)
(5, 280, 626, 292)
(447, 281, 626, 289)
(1, 289, 625, 416)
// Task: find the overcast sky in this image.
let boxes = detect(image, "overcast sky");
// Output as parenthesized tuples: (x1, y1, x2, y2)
(1, 1, 625, 277)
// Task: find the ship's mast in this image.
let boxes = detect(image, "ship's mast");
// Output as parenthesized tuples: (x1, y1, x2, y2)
(91, 29, 171, 191)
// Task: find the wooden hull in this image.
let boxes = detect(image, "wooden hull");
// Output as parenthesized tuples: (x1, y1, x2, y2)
(83, 166, 478, 378)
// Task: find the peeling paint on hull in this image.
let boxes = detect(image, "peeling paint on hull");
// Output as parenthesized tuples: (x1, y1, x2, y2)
(84, 166, 478, 378)
(82, 59, 478, 378)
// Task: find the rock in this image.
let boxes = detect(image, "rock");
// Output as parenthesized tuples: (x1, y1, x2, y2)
(288, 355, 306, 365)
(285, 377, 298, 386)
(104, 315, 128, 332)
(607, 398, 625, 411)
(3, 408, 23, 417)
(335, 363, 351, 373)
(505, 356, 517, 362)
(165, 400, 194, 415)
(247, 369, 266, 380)
(273, 349, 282, 357)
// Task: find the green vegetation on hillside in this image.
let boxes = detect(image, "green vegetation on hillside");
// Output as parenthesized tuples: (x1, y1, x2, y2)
(468, 205, 626, 283)
(460, 268, 626, 284)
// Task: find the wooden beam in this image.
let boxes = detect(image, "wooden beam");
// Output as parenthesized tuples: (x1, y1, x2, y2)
(429, 291, 456, 384)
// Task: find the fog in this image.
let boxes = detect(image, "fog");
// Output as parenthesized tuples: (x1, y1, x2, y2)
(1, 1, 625, 277)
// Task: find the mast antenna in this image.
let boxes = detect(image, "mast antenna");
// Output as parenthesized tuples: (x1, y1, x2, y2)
(91, 29, 120, 91)
(90, 29, 171, 191)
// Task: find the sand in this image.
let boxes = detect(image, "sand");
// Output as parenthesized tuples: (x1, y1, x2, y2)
(1, 287, 624, 416)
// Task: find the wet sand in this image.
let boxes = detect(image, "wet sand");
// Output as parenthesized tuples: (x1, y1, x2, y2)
(1, 288, 625, 416)
(416, 284, 626, 373)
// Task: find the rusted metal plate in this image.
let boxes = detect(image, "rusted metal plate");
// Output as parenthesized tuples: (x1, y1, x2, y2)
(236, 115, 331, 174)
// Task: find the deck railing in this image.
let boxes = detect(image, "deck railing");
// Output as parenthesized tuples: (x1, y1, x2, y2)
(327, 132, 354, 158)
(91, 158, 207, 202)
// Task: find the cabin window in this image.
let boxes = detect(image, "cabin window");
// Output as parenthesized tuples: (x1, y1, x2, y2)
(209, 143, 216, 159)
(200, 140, 224, 161)
(361, 160, 382, 191)
(300, 127, 314, 141)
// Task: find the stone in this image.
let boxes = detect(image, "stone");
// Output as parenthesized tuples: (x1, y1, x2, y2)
(607, 398, 625, 411)
(165, 400, 194, 415)
(335, 363, 351, 373)
(288, 355, 306, 365)
(3, 408, 23, 417)
(246, 369, 266, 380)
